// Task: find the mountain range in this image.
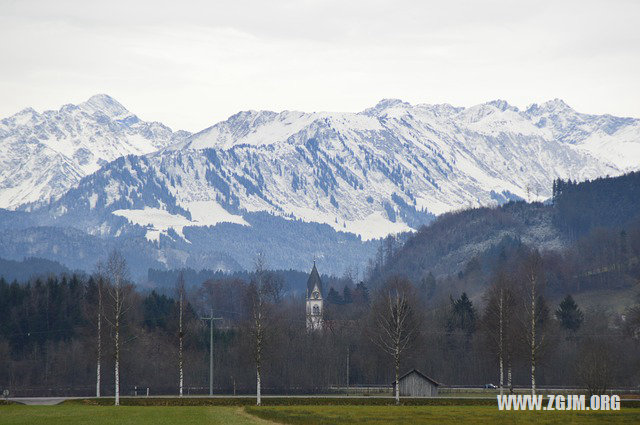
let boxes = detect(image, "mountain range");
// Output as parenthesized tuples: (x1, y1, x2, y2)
(0, 94, 190, 209)
(0, 95, 638, 279)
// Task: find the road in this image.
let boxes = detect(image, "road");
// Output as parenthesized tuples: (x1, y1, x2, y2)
(7, 397, 81, 405)
(6, 395, 482, 405)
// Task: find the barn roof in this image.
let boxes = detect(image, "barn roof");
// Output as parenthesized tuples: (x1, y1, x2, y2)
(395, 369, 441, 386)
(306, 262, 323, 298)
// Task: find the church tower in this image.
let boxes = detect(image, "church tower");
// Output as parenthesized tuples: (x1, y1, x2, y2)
(306, 262, 323, 331)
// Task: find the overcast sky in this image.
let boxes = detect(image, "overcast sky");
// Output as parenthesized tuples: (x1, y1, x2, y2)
(1, 0, 639, 131)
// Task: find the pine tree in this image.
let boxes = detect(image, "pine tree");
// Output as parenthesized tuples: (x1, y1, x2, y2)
(555, 295, 584, 332)
(419, 271, 436, 302)
(327, 287, 343, 304)
(447, 292, 476, 336)
(355, 282, 370, 303)
(342, 286, 353, 304)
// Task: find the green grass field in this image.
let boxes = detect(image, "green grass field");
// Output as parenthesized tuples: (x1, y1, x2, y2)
(0, 405, 259, 425)
(247, 405, 640, 425)
(2, 403, 640, 424)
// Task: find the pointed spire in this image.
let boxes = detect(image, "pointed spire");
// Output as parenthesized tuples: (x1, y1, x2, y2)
(307, 261, 322, 299)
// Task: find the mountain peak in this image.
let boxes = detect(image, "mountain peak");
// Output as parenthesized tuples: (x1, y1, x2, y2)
(542, 98, 572, 111)
(79, 94, 130, 118)
(362, 98, 411, 116)
(377, 98, 407, 107)
(3, 107, 39, 126)
(18, 106, 37, 114)
(486, 99, 517, 112)
(526, 98, 573, 116)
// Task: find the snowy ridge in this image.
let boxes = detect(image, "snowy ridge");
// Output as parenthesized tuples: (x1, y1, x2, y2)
(0, 94, 190, 209)
(3, 95, 640, 243)
(181, 98, 640, 172)
(32, 97, 640, 244)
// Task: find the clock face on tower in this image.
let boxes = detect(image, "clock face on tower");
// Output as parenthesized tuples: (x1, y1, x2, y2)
(313, 291, 319, 299)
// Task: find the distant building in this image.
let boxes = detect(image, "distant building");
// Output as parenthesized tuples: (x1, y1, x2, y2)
(393, 369, 440, 397)
(305, 262, 323, 331)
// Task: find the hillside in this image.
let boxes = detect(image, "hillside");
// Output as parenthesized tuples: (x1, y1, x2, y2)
(0, 257, 74, 283)
(374, 172, 640, 305)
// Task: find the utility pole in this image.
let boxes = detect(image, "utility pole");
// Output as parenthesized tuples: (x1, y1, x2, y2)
(346, 347, 350, 396)
(201, 313, 222, 396)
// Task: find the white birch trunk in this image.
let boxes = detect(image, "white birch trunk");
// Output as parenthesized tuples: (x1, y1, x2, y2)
(115, 289, 120, 406)
(179, 283, 184, 397)
(256, 305, 262, 406)
(103, 251, 128, 407)
(256, 367, 261, 406)
(395, 300, 400, 405)
(530, 276, 536, 397)
(395, 293, 401, 405)
(253, 256, 265, 407)
(394, 358, 400, 405)
(96, 280, 102, 398)
(114, 273, 121, 406)
(96, 358, 101, 398)
(498, 289, 504, 397)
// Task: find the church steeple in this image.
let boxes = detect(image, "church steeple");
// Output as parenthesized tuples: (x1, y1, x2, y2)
(306, 262, 323, 331)
(306, 261, 323, 299)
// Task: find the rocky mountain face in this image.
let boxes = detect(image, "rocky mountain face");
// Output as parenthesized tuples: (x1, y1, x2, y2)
(0, 96, 638, 277)
(0, 94, 190, 209)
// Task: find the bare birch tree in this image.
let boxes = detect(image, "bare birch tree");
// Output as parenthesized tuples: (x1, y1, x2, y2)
(248, 253, 268, 406)
(103, 250, 130, 406)
(518, 251, 547, 396)
(177, 272, 185, 397)
(371, 276, 417, 405)
(94, 267, 105, 398)
(483, 271, 517, 396)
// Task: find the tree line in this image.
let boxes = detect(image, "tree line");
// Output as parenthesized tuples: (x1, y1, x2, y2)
(2, 242, 640, 403)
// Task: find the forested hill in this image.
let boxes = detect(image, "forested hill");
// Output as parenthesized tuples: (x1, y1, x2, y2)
(0, 257, 74, 283)
(553, 171, 640, 238)
(372, 171, 640, 300)
(147, 267, 313, 296)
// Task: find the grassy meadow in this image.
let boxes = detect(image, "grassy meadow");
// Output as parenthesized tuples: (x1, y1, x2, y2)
(248, 405, 640, 425)
(2, 399, 640, 424)
(0, 405, 259, 425)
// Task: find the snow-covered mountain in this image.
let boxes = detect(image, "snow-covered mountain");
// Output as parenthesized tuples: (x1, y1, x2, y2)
(524, 99, 640, 170)
(0, 94, 190, 209)
(2, 95, 639, 276)
(35, 97, 639, 244)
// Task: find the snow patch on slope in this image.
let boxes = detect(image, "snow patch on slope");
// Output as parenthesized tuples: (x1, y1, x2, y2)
(113, 200, 248, 242)
(183, 200, 249, 227)
(343, 212, 412, 240)
(576, 126, 640, 171)
(285, 205, 411, 240)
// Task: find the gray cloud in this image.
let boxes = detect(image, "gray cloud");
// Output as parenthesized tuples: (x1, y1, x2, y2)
(1, 0, 639, 131)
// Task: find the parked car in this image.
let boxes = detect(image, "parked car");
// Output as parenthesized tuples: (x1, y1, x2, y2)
(484, 383, 497, 389)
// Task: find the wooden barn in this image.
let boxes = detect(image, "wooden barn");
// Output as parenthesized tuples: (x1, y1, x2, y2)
(393, 369, 440, 397)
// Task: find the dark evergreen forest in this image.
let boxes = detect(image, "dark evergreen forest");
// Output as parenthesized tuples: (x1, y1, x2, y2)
(1, 172, 640, 397)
